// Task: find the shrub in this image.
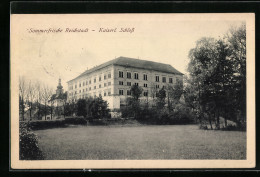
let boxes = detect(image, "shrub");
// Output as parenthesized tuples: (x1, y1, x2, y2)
(27, 119, 66, 130)
(199, 124, 208, 130)
(19, 123, 44, 160)
(64, 117, 87, 125)
(221, 123, 246, 131)
(121, 106, 134, 118)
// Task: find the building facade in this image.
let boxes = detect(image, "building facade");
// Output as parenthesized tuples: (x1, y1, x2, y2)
(67, 56, 183, 109)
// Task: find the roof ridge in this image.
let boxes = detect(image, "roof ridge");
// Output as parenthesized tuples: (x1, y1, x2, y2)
(67, 56, 183, 83)
(118, 56, 174, 66)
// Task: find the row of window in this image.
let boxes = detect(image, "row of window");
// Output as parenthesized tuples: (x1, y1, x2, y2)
(70, 89, 112, 97)
(71, 82, 112, 94)
(119, 71, 175, 83)
(70, 73, 112, 90)
(118, 81, 149, 87)
(119, 89, 149, 97)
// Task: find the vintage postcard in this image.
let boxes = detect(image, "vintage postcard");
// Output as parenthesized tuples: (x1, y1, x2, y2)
(11, 13, 255, 169)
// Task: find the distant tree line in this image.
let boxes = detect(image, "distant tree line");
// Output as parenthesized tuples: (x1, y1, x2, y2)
(121, 81, 193, 125)
(185, 23, 246, 130)
(64, 96, 110, 120)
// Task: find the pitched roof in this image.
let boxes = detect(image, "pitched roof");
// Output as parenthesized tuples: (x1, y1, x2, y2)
(68, 56, 183, 82)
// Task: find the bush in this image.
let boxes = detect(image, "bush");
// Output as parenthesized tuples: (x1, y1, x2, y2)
(221, 123, 246, 131)
(19, 123, 44, 160)
(22, 117, 89, 130)
(121, 106, 134, 118)
(199, 124, 208, 130)
(64, 117, 87, 125)
(27, 119, 66, 130)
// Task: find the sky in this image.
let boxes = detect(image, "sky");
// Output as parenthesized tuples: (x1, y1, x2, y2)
(12, 14, 245, 91)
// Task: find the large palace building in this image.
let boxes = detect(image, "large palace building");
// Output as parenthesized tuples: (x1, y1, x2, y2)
(67, 56, 183, 109)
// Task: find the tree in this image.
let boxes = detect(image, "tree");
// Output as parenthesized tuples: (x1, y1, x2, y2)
(156, 87, 166, 110)
(34, 80, 44, 120)
(128, 85, 143, 119)
(187, 37, 227, 129)
(26, 80, 37, 120)
(19, 76, 27, 121)
(42, 85, 53, 120)
(89, 96, 110, 119)
(77, 99, 87, 118)
(166, 79, 184, 112)
(226, 23, 246, 123)
(186, 23, 246, 129)
(131, 84, 143, 101)
(61, 92, 68, 118)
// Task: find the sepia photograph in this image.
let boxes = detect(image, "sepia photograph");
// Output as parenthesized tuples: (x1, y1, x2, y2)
(10, 13, 255, 169)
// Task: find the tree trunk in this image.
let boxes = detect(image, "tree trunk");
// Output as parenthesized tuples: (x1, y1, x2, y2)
(224, 117, 227, 127)
(22, 99, 25, 121)
(208, 113, 213, 130)
(29, 102, 32, 120)
(44, 102, 47, 120)
(51, 106, 53, 120)
(215, 109, 220, 130)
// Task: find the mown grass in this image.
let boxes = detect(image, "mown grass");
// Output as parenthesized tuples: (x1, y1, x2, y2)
(35, 125, 246, 160)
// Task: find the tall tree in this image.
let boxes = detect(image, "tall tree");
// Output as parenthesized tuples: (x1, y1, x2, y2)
(226, 23, 246, 123)
(26, 80, 37, 120)
(42, 85, 53, 120)
(19, 76, 27, 121)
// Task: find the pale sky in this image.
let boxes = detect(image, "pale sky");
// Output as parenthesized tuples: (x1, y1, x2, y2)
(11, 14, 245, 91)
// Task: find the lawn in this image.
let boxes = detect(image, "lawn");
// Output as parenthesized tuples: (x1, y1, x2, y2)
(35, 125, 246, 160)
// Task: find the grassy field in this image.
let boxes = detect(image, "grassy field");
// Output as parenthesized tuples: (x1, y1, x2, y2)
(35, 125, 246, 160)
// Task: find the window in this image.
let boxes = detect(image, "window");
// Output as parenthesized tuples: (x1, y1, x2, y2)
(86, 88, 88, 91)
(108, 73, 111, 78)
(162, 85, 165, 89)
(144, 83, 148, 87)
(134, 73, 139, 79)
(143, 74, 148, 80)
(127, 72, 131, 78)
(99, 93, 102, 97)
(79, 83, 81, 87)
(144, 91, 148, 97)
(135, 83, 139, 86)
(119, 89, 124, 95)
(99, 76, 101, 81)
(99, 84, 101, 88)
(94, 86, 96, 89)
(169, 78, 173, 83)
(119, 71, 124, 78)
(83, 89, 84, 92)
(104, 92, 107, 96)
(104, 83, 107, 87)
(108, 82, 111, 86)
(127, 82, 131, 86)
(75, 91, 77, 94)
(83, 82, 85, 86)
(75, 85, 77, 89)
(89, 80, 91, 84)
(127, 90, 131, 95)
(86, 81, 88, 85)
(156, 85, 159, 89)
(104, 75, 107, 80)
(108, 90, 111, 96)
(94, 92, 96, 97)
(162, 77, 166, 83)
(89, 87, 91, 91)
(119, 81, 124, 85)
(94, 78, 96, 83)
(156, 76, 159, 82)
(79, 90, 81, 93)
